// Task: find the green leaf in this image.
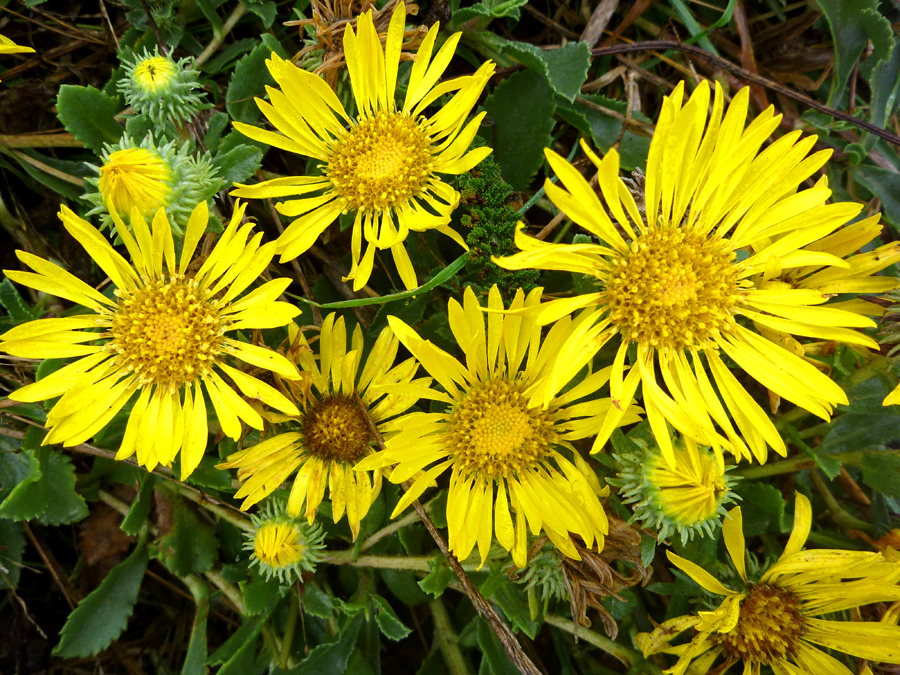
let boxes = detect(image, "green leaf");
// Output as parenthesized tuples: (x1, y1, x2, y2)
(733, 482, 786, 536)
(207, 609, 273, 665)
(181, 576, 209, 675)
(204, 112, 230, 152)
(56, 84, 123, 153)
(0, 278, 36, 321)
(483, 69, 555, 191)
(274, 615, 364, 675)
(0, 448, 88, 525)
(243, 0, 277, 27)
(819, 374, 900, 454)
(482, 575, 541, 639)
(418, 558, 454, 598)
(0, 450, 41, 521)
(11, 148, 93, 200)
(181, 455, 230, 492)
(816, 0, 892, 105)
(54, 542, 149, 657)
(212, 145, 263, 184)
(371, 594, 412, 641)
(120, 475, 156, 536)
(194, 0, 224, 37)
(852, 164, 900, 232)
(241, 569, 287, 615)
(502, 41, 591, 102)
(668, 0, 719, 56)
(862, 36, 900, 133)
(380, 568, 431, 605)
(155, 498, 219, 576)
(859, 453, 900, 498)
(227, 33, 288, 125)
(449, 0, 529, 27)
(0, 519, 26, 589)
(302, 584, 337, 619)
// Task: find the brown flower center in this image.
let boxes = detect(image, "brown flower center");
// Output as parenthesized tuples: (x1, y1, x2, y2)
(302, 394, 372, 463)
(716, 584, 805, 663)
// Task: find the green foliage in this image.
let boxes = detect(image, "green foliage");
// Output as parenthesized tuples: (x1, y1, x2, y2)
(0, 278, 37, 322)
(56, 85, 124, 153)
(155, 496, 220, 577)
(0, 519, 26, 589)
(483, 69, 555, 191)
(0, 447, 89, 525)
(54, 542, 149, 657)
(227, 33, 289, 125)
(371, 594, 412, 641)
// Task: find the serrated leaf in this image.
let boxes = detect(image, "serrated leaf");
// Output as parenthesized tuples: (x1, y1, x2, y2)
(371, 595, 412, 641)
(156, 498, 219, 576)
(182, 455, 230, 491)
(56, 84, 123, 153)
(274, 615, 363, 675)
(302, 584, 337, 619)
(0, 448, 88, 525)
(734, 482, 786, 536)
(482, 575, 541, 639)
(54, 542, 149, 657)
(863, 36, 900, 135)
(241, 569, 286, 615)
(204, 112, 230, 152)
(505, 41, 591, 102)
(817, 0, 892, 105)
(484, 69, 555, 191)
(449, 0, 529, 27)
(0, 278, 36, 321)
(380, 568, 431, 605)
(859, 453, 900, 498)
(227, 34, 289, 125)
(0, 519, 26, 589)
(418, 558, 454, 598)
(212, 145, 263, 184)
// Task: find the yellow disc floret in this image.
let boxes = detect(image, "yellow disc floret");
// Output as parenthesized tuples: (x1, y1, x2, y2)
(715, 585, 805, 663)
(98, 147, 173, 219)
(327, 112, 433, 211)
(302, 394, 372, 462)
(109, 276, 223, 388)
(449, 379, 557, 477)
(253, 521, 307, 569)
(605, 226, 741, 351)
(133, 55, 178, 93)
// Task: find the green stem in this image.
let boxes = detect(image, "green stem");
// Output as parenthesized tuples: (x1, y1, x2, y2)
(358, 496, 435, 552)
(325, 552, 480, 573)
(544, 615, 660, 672)
(734, 449, 864, 479)
(808, 467, 875, 534)
(195, 2, 248, 66)
(280, 589, 299, 669)
(429, 597, 472, 675)
(177, 486, 254, 532)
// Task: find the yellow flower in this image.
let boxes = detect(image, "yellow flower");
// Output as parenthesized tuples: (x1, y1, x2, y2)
(494, 80, 881, 466)
(613, 434, 736, 544)
(0, 202, 301, 478)
(636, 492, 900, 675)
(356, 285, 642, 568)
(98, 147, 173, 219)
(245, 501, 326, 583)
(232, 4, 494, 291)
(0, 34, 34, 55)
(133, 55, 177, 92)
(218, 313, 426, 539)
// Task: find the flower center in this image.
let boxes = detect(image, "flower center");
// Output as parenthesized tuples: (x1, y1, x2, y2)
(134, 56, 177, 92)
(108, 276, 223, 388)
(326, 112, 433, 211)
(605, 227, 740, 352)
(302, 394, 372, 463)
(98, 148, 172, 219)
(448, 379, 557, 478)
(254, 521, 306, 568)
(716, 585, 805, 663)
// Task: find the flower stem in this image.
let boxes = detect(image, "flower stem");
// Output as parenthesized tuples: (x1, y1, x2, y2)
(325, 552, 480, 573)
(280, 589, 299, 669)
(429, 597, 472, 675)
(544, 614, 662, 673)
(808, 467, 875, 533)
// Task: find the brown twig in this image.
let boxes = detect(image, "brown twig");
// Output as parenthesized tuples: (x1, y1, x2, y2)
(353, 396, 543, 675)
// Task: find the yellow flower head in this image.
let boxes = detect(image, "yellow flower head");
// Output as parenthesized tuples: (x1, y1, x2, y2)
(356, 285, 642, 568)
(0, 202, 301, 479)
(218, 313, 426, 540)
(133, 55, 177, 92)
(637, 492, 900, 674)
(98, 147, 173, 219)
(245, 502, 326, 584)
(613, 433, 736, 544)
(232, 4, 495, 291)
(494, 80, 883, 467)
